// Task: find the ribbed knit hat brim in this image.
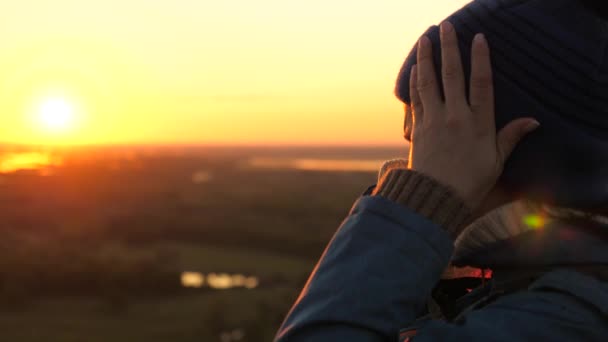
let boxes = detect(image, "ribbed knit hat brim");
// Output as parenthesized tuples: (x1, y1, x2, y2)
(396, 0, 608, 209)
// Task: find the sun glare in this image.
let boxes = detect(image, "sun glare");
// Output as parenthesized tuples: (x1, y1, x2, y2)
(37, 97, 75, 132)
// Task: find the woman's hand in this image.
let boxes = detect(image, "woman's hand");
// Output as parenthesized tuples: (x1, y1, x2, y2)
(408, 21, 539, 209)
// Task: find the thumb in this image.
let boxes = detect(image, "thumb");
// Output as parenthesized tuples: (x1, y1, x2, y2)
(496, 118, 540, 163)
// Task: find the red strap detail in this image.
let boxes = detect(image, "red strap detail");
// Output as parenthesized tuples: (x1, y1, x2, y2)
(442, 266, 493, 279)
(400, 329, 417, 342)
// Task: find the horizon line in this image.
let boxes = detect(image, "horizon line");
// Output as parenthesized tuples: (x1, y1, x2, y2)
(0, 142, 408, 150)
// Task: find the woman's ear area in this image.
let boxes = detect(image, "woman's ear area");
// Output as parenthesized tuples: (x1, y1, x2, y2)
(404, 103, 413, 141)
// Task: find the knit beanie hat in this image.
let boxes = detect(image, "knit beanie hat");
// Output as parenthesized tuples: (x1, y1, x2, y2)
(395, 0, 608, 210)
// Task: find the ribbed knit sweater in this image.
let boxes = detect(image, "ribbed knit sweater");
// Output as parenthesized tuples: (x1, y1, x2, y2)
(373, 159, 608, 260)
(373, 168, 472, 239)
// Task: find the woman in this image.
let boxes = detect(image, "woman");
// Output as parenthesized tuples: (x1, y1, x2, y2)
(275, 1, 608, 341)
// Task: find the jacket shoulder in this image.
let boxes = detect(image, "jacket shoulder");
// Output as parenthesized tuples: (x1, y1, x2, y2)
(408, 270, 608, 341)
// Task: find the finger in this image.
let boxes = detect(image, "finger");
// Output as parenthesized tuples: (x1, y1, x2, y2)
(409, 65, 423, 127)
(416, 36, 441, 113)
(496, 118, 540, 164)
(440, 21, 466, 108)
(470, 33, 495, 130)
(404, 103, 413, 141)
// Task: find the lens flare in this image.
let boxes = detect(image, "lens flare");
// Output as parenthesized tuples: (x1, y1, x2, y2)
(523, 214, 547, 229)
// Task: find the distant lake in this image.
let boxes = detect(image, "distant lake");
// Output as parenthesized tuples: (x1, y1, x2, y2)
(0, 152, 61, 174)
(181, 272, 259, 290)
(0, 146, 405, 175)
(247, 158, 385, 172)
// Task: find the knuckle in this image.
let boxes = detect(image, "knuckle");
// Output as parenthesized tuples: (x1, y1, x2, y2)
(442, 64, 459, 80)
(445, 115, 462, 128)
(475, 124, 491, 137)
(470, 75, 492, 89)
(469, 103, 485, 114)
(417, 54, 433, 66)
(416, 76, 435, 92)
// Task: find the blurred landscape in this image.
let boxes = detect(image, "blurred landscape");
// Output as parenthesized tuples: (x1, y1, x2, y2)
(0, 145, 403, 341)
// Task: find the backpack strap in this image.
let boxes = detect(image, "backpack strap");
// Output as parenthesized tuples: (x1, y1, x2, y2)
(449, 269, 543, 323)
(398, 265, 608, 340)
(434, 265, 608, 323)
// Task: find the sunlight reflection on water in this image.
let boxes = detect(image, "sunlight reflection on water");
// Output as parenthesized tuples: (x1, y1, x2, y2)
(181, 271, 205, 288)
(248, 158, 384, 172)
(191, 170, 213, 184)
(0, 152, 61, 174)
(180, 272, 259, 290)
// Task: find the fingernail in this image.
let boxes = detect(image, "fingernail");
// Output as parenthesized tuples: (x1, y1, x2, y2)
(440, 21, 453, 34)
(524, 120, 540, 132)
(418, 36, 429, 49)
(474, 33, 486, 45)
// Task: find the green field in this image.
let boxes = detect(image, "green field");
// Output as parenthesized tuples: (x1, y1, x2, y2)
(0, 146, 401, 341)
(0, 243, 312, 341)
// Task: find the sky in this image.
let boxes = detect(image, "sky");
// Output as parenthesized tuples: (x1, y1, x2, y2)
(0, 0, 471, 146)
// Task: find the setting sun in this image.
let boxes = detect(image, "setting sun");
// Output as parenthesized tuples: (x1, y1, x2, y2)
(37, 97, 75, 132)
(0, 0, 471, 146)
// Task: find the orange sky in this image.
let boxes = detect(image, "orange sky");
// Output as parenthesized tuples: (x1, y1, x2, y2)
(0, 0, 470, 146)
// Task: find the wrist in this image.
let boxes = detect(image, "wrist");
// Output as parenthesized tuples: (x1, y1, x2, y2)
(373, 169, 472, 238)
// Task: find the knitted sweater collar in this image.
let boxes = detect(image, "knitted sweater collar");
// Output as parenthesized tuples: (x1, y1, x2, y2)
(377, 159, 608, 269)
(452, 201, 608, 268)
